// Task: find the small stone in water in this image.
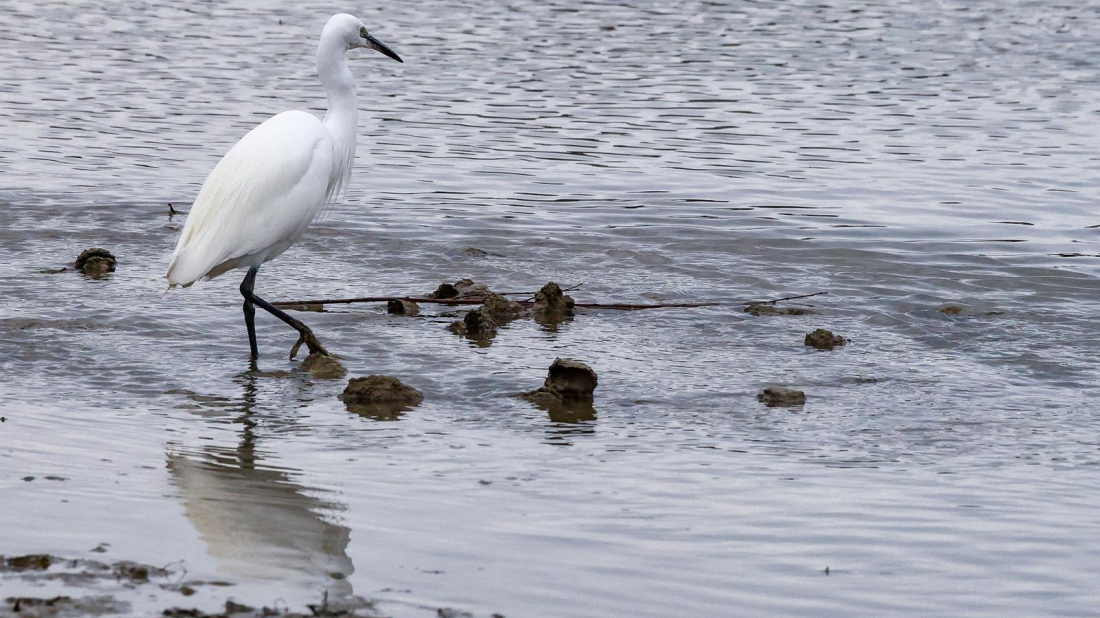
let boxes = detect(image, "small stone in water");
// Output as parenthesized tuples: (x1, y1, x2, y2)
(449, 307, 496, 340)
(522, 358, 598, 404)
(804, 328, 847, 350)
(545, 358, 598, 402)
(341, 376, 423, 405)
(301, 352, 347, 380)
(429, 283, 459, 299)
(74, 248, 116, 278)
(744, 303, 812, 316)
(757, 386, 807, 407)
(387, 299, 420, 316)
(481, 293, 527, 324)
(454, 278, 492, 297)
(532, 282, 575, 323)
(429, 278, 493, 299)
(3, 554, 52, 571)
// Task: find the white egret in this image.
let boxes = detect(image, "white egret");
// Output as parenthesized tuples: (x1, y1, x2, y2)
(166, 13, 402, 360)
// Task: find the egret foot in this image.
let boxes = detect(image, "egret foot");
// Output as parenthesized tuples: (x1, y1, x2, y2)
(240, 265, 334, 360)
(289, 323, 331, 360)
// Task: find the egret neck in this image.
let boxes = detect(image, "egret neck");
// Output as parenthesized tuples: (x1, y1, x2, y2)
(317, 25, 358, 201)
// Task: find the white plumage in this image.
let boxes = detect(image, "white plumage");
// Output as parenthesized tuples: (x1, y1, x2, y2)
(167, 111, 336, 286)
(166, 13, 403, 359)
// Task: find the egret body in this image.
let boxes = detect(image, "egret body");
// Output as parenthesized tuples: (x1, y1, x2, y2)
(166, 13, 402, 359)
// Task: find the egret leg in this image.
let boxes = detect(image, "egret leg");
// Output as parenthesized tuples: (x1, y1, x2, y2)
(240, 267, 259, 359)
(240, 265, 331, 360)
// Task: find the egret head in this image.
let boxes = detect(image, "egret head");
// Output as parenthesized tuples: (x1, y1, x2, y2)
(324, 13, 403, 63)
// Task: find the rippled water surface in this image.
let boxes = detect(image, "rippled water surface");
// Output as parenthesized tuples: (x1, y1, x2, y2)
(2, 0, 1100, 616)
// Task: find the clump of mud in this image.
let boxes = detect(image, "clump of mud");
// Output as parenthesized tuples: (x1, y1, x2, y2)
(453, 278, 491, 297)
(2, 555, 52, 572)
(481, 293, 527, 324)
(0, 555, 373, 618)
(532, 282, 575, 324)
(301, 352, 347, 380)
(744, 303, 813, 316)
(428, 283, 459, 300)
(804, 328, 847, 350)
(429, 278, 492, 300)
(74, 248, 116, 278)
(163, 595, 379, 618)
(520, 359, 598, 422)
(5, 594, 127, 617)
(340, 375, 423, 420)
(757, 386, 807, 407)
(522, 358, 598, 404)
(386, 299, 419, 316)
(448, 307, 497, 342)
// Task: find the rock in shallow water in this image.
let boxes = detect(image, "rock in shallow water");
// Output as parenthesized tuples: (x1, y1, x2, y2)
(804, 328, 847, 350)
(545, 358, 598, 401)
(522, 358, 598, 404)
(341, 375, 423, 410)
(757, 386, 807, 407)
(386, 299, 420, 316)
(429, 278, 493, 300)
(74, 247, 116, 278)
(481, 292, 527, 323)
(520, 359, 598, 421)
(2, 554, 52, 572)
(744, 303, 812, 316)
(448, 306, 497, 341)
(429, 282, 459, 300)
(301, 352, 347, 379)
(532, 282, 575, 323)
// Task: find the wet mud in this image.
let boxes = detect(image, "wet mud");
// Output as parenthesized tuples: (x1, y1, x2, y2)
(521, 359, 599, 422)
(73, 248, 116, 278)
(340, 375, 423, 420)
(757, 387, 808, 407)
(531, 282, 575, 325)
(386, 299, 419, 316)
(301, 352, 347, 380)
(804, 329, 847, 350)
(743, 304, 814, 317)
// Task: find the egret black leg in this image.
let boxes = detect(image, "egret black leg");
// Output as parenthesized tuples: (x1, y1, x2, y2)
(239, 265, 331, 360)
(240, 267, 260, 359)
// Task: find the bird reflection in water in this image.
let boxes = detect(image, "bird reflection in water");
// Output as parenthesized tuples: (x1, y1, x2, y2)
(167, 366, 353, 598)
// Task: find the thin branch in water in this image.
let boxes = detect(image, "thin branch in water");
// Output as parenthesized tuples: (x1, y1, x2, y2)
(270, 287, 825, 312)
(273, 296, 721, 311)
(743, 291, 828, 305)
(574, 301, 720, 310)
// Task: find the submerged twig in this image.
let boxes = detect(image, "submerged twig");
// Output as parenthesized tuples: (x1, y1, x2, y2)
(276, 296, 714, 309)
(270, 283, 824, 312)
(744, 291, 828, 305)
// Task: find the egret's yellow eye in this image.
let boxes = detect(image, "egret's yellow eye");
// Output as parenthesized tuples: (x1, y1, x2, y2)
(359, 27, 368, 39)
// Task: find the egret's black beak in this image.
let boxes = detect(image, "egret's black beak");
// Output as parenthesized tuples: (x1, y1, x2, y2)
(367, 34, 403, 63)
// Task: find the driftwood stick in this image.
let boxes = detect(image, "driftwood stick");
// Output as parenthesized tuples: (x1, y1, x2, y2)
(275, 296, 493, 307)
(574, 302, 720, 310)
(271, 296, 719, 310)
(269, 283, 824, 312)
(744, 291, 828, 305)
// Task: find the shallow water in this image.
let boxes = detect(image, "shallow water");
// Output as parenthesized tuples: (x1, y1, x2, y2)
(2, 0, 1099, 616)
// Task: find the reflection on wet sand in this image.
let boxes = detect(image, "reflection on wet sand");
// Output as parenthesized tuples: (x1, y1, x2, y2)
(167, 370, 353, 598)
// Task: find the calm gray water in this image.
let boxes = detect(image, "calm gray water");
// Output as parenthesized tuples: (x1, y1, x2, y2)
(2, 0, 1099, 616)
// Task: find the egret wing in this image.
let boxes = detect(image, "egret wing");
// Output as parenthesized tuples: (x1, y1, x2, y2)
(167, 111, 335, 287)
